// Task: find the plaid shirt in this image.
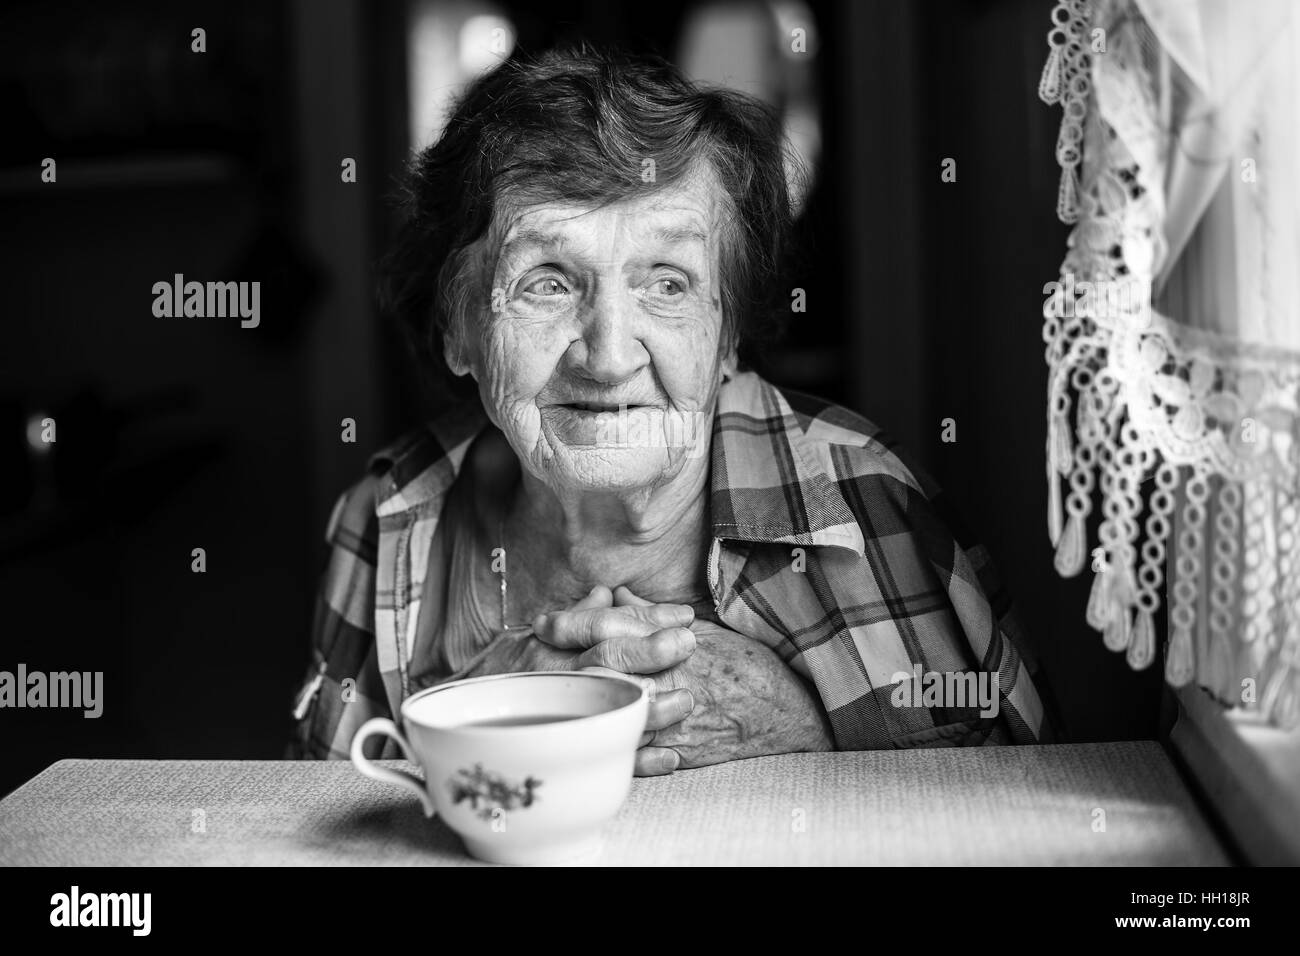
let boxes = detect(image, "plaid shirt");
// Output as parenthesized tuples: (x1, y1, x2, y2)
(291, 371, 1059, 759)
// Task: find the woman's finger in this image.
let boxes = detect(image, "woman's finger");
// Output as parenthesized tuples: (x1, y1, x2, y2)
(612, 585, 650, 607)
(645, 687, 694, 731)
(569, 584, 614, 611)
(529, 586, 611, 638)
(634, 746, 681, 776)
(577, 626, 696, 673)
(538, 604, 693, 649)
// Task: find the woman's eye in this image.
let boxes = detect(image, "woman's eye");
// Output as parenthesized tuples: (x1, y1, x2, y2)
(522, 276, 568, 296)
(651, 277, 685, 297)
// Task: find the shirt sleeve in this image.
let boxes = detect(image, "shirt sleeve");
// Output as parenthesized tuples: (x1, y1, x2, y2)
(830, 464, 1065, 749)
(289, 476, 401, 760)
(715, 441, 1065, 751)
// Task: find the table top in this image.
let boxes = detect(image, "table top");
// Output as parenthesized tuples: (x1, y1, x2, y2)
(0, 741, 1228, 865)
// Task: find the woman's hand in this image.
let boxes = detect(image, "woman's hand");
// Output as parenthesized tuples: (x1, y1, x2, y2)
(456, 585, 698, 776)
(611, 586, 835, 772)
(459, 583, 834, 776)
(532, 586, 698, 776)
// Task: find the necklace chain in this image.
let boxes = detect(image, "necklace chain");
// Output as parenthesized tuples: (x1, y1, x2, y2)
(497, 516, 532, 633)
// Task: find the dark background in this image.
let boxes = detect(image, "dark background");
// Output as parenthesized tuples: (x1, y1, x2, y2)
(0, 0, 1165, 798)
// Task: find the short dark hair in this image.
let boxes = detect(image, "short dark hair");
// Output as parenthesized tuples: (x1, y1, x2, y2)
(378, 44, 797, 400)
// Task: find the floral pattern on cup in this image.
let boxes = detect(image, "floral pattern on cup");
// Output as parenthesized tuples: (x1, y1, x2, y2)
(448, 764, 542, 820)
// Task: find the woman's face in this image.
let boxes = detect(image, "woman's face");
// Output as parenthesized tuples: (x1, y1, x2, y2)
(452, 168, 737, 494)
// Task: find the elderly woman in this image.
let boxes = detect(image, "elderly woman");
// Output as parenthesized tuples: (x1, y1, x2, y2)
(292, 47, 1058, 772)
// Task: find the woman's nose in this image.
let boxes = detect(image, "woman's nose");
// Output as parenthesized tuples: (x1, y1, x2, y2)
(571, 292, 646, 384)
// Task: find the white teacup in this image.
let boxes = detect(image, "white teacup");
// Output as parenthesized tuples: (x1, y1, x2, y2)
(350, 670, 648, 865)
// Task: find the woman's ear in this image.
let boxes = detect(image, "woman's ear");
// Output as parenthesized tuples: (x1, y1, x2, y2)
(444, 333, 471, 377)
(442, 312, 477, 378)
(719, 340, 739, 383)
(443, 247, 492, 378)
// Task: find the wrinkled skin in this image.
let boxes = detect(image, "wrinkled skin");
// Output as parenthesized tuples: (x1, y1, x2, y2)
(448, 168, 834, 773)
(455, 168, 730, 497)
(457, 585, 834, 774)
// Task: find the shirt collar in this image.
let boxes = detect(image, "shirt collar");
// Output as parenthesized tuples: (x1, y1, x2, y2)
(365, 371, 865, 556)
(708, 372, 866, 556)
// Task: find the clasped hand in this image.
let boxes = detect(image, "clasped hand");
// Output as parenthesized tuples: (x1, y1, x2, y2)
(527, 584, 834, 776)
(529, 584, 698, 776)
(466, 584, 833, 775)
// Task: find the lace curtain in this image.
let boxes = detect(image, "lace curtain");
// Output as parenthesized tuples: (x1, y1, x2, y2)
(1039, 0, 1300, 727)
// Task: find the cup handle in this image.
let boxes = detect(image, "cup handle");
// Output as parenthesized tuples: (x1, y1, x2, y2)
(350, 717, 437, 818)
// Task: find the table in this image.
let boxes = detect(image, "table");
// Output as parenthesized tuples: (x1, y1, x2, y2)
(0, 741, 1228, 865)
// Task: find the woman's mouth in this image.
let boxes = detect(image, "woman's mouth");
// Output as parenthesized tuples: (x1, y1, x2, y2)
(566, 402, 624, 413)
(561, 402, 651, 414)
(542, 402, 665, 445)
